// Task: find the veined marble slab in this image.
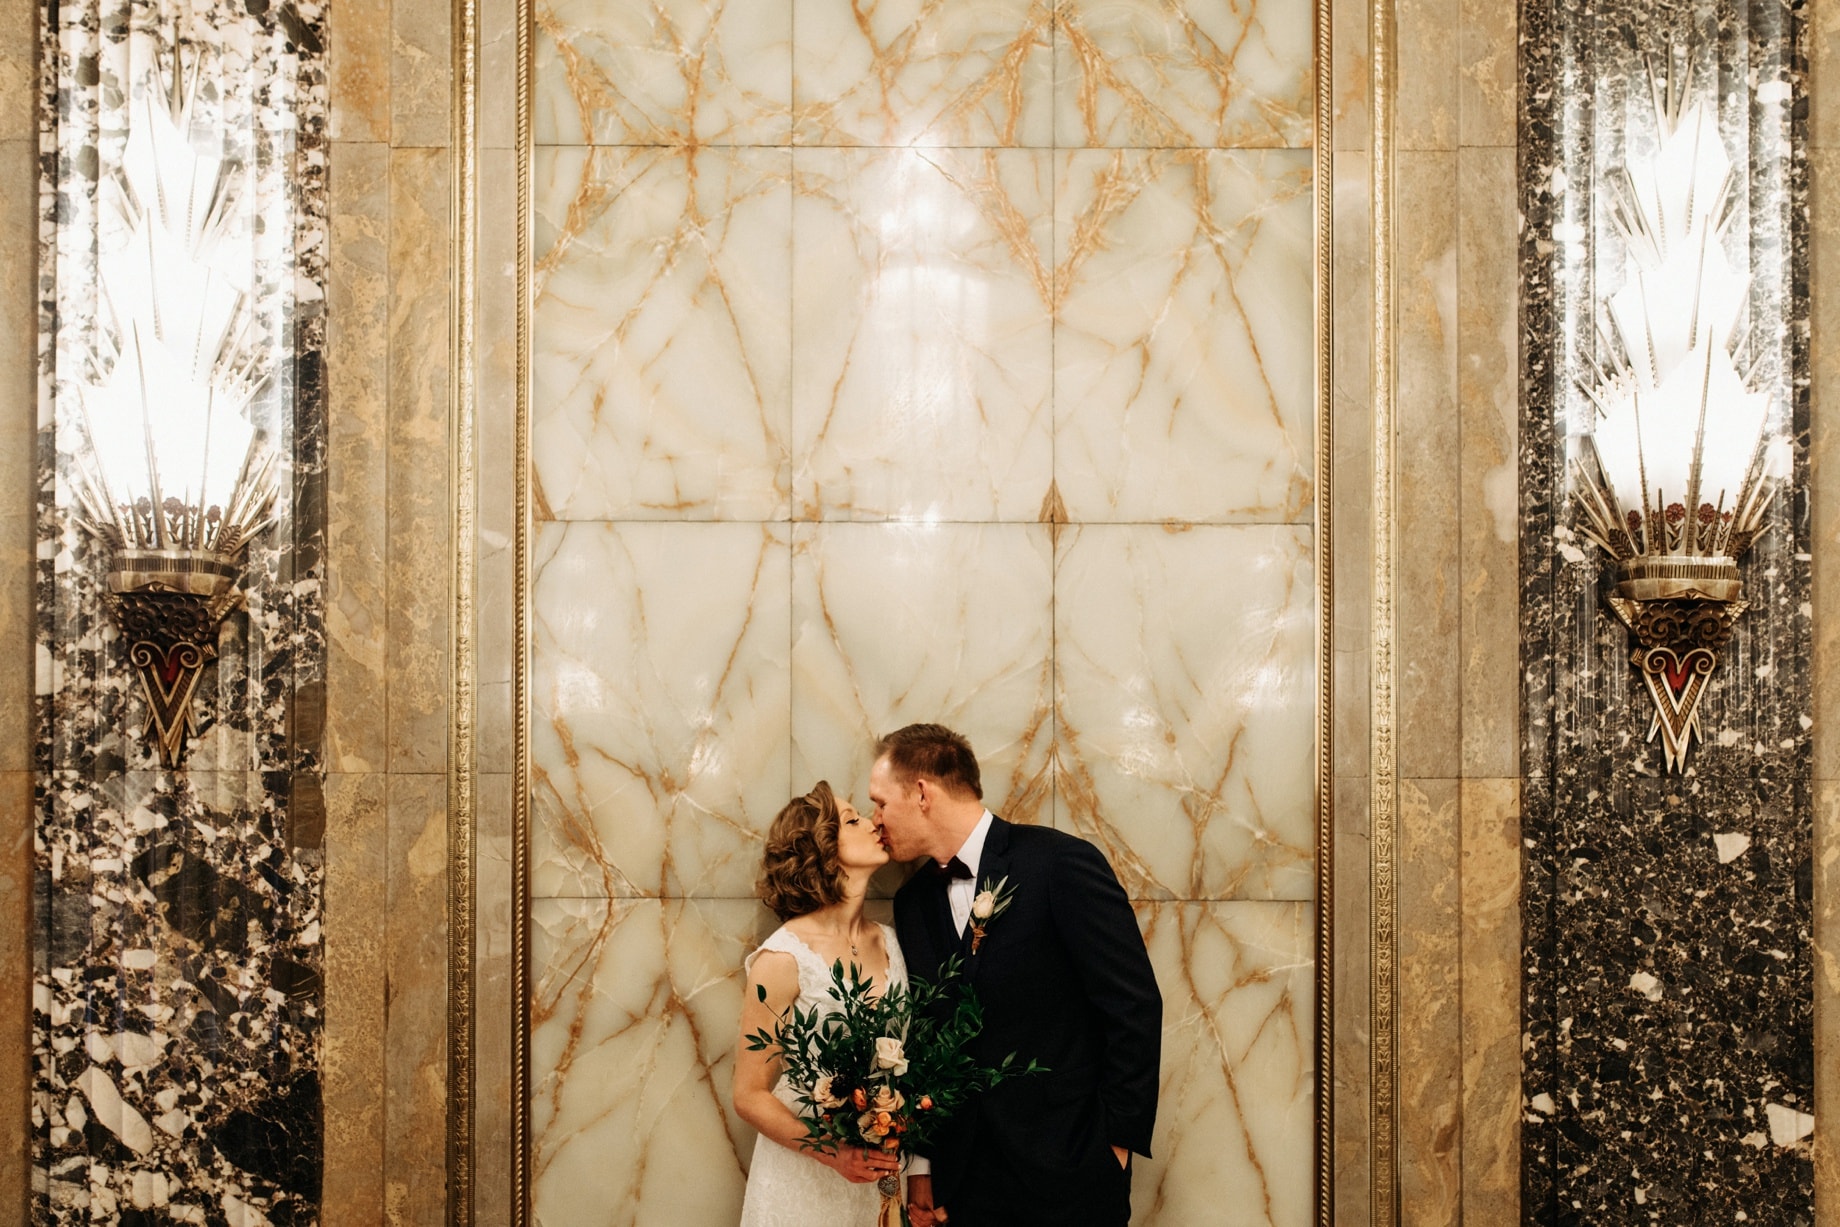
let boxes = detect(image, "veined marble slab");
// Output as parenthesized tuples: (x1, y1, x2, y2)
(788, 521, 1057, 822)
(531, 522, 794, 899)
(791, 0, 1054, 147)
(1053, 149, 1315, 525)
(1055, 524, 1316, 901)
(533, 146, 793, 522)
(1135, 900, 1314, 1226)
(530, 895, 1312, 1227)
(530, 898, 764, 1224)
(534, 0, 793, 146)
(531, 0, 1314, 152)
(790, 147, 1054, 523)
(1054, 0, 1313, 149)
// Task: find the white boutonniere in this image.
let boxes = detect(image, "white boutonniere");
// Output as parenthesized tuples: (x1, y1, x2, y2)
(968, 875, 1017, 954)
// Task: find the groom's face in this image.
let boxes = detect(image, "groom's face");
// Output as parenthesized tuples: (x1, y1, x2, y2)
(868, 755, 930, 862)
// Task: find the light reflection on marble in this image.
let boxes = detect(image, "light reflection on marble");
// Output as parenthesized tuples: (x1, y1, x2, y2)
(534, 0, 791, 146)
(791, 0, 1053, 147)
(1056, 525, 1316, 900)
(530, 897, 766, 1223)
(532, 146, 793, 521)
(531, 522, 792, 898)
(1055, 0, 1314, 149)
(791, 148, 1054, 522)
(1054, 149, 1314, 524)
(788, 522, 1055, 822)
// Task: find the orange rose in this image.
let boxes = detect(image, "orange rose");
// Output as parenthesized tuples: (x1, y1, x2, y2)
(852, 1088, 868, 1110)
(918, 1096, 933, 1110)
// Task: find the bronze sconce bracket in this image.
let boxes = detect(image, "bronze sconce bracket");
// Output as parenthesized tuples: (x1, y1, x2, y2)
(98, 549, 245, 770)
(1605, 590, 1748, 773)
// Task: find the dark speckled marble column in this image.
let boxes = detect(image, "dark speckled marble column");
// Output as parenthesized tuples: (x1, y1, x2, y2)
(1519, 1, 1813, 1224)
(33, 1, 326, 1222)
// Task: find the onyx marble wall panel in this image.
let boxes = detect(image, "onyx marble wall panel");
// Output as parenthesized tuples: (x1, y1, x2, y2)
(1519, 2, 1812, 1223)
(33, 1, 328, 1222)
(525, 2, 1320, 1224)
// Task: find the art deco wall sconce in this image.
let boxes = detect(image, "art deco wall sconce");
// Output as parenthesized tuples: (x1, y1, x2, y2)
(69, 49, 278, 770)
(1569, 60, 1786, 772)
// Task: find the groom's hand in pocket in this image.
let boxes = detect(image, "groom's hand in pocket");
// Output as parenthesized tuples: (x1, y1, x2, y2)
(906, 1173, 942, 1226)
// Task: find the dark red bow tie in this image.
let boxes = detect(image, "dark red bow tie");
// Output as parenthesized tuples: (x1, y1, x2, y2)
(929, 856, 973, 881)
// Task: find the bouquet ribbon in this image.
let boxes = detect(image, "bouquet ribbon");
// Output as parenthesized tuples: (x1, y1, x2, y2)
(876, 1170, 903, 1227)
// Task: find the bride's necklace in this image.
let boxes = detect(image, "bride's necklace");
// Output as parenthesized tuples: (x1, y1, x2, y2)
(832, 924, 865, 958)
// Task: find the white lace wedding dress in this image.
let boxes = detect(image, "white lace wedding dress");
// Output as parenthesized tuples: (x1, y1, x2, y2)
(738, 924, 909, 1227)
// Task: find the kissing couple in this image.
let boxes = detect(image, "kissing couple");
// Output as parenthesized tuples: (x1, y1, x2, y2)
(733, 724, 1163, 1227)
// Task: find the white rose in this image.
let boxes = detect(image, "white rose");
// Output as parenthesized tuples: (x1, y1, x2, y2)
(872, 1036, 909, 1077)
(871, 1085, 904, 1113)
(971, 890, 997, 921)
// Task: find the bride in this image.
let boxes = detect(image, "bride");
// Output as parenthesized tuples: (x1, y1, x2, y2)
(733, 781, 908, 1225)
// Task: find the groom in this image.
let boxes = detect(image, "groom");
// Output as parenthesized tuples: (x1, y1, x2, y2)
(870, 724, 1161, 1227)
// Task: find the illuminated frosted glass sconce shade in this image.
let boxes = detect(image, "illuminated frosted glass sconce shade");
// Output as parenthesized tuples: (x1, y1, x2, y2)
(1569, 58, 1788, 772)
(70, 50, 280, 770)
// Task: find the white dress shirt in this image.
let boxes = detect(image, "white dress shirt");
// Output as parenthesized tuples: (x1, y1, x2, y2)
(907, 810, 995, 1182)
(945, 811, 995, 936)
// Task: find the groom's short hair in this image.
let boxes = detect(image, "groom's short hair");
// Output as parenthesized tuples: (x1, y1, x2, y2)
(876, 724, 983, 800)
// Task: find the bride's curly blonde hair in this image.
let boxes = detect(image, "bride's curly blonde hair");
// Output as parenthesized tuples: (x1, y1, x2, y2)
(758, 781, 850, 921)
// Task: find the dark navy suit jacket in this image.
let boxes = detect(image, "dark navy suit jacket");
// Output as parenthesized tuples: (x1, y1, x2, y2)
(892, 817, 1161, 1226)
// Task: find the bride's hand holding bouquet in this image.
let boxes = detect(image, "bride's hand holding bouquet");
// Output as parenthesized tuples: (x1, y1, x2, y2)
(745, 957, 1041, 1227)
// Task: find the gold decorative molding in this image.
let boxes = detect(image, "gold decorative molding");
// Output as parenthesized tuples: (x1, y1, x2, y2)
(1368, 0, 1400, 1219)
(447, 0, 480, 1217)
(1312, 0, 1335, 1222)
(511, 0, 534, 1216)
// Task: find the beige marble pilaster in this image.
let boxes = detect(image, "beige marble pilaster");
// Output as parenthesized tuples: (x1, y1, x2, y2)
(1816, 782, 1840, 1215)
(393, 0, 453, 147)
(1397, 0, 1458, 152)
(1333, 152, 1373, 781)
(476, 146, 518, 780)
(0, 0, 34, 1206)
(329, 140, 393, 773)
(1395, 150, 1461, 781)
(387, 147, 453, 774)
(1457, 0, 1515, 147)
(475, 771, 515, 1227)
(1397, 777, 1461, 1227)
(1811, 129, 1840, 1218)
(1812, 151, 1840, 786)
(1334, 0, 1372, 151)
(1456, 145, 1518, 779)
(0, 133, 32, 780)
(386, 773, 451, 1224)
(1331, 98, 1375, 1227)
(1333, 776, 1373, 1227)
(331, 0, 391, 141)
(1813, 0, 1840, 154)
(323, 773, 390, 1226)
(1460, 777, 1520, 1226)
(0, 0, 30, 143)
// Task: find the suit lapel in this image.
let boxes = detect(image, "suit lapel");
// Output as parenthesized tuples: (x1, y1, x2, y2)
(965, 817, 1013, 980)
(923, 872, 957, 976)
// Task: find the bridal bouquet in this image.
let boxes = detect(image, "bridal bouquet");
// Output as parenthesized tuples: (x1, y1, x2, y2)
(743, 956, 1040, 1225)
